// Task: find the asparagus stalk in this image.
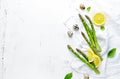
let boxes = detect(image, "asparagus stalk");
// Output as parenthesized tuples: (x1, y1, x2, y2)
(67, 45, 100, 74)
(78, 14, 95, 47)
(81, 32, 103, 61)
(81, 32, 92, 48)
(85, 15, 102, 52)
(76, 48, 88, 61)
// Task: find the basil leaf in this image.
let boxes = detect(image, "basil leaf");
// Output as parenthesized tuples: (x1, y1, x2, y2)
(107, 48, 116, 58)
(87, 7, 91, 12)
(64, 72, 73, 79)
(100, 25, 105, 31)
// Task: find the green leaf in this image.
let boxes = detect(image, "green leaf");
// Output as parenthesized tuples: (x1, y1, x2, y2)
(64, 72, 73, 79)
(107, 48, 116, 58)
(100, 25, 105, 31)
(87, 6, 91, 12)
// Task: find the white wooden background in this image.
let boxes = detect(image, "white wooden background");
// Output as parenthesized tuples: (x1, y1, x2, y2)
(0, 0, 73, 79)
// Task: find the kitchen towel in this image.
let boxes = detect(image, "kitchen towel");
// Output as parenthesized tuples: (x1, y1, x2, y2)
(65, 0, 120, 79)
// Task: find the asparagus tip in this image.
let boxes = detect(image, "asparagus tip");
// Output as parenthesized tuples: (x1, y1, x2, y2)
(67, 45, 71, 49)
(76, 48, 80, 52)
(78, 14, 82, 18)
(81, 32, 85, 37)
(85, 15, 89, 19)
(78, 14, 81, 16)
(76, 48, 79, 51)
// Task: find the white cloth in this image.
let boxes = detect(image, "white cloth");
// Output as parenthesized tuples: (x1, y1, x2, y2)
(65, 0, 120, 79)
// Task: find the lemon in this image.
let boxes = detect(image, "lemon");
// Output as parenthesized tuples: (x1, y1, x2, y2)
(93, 55, 101, 68)
(87, 48, 95, 62)
(87, 48, 101, 67)
(93, 12, 106, 26)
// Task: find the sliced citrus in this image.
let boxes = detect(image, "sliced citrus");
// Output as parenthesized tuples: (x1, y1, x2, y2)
(87, 48, 101, 67)
(93, 12, 106, 26)
(87, 48, 95, 62)
(93, 55, 101, 68)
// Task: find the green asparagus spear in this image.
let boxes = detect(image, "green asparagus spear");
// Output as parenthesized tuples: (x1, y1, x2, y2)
(81, 32, 92, 47)
(81, 32, 103, 61)
(78, 14, 95, 47)
(67, 45, 100, 74)
(85, 15, 102, 52)
(76, 48, 88, 61)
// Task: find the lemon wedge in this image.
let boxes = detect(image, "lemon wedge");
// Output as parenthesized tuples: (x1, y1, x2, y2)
(93, 12, 106, 26)
(87, 48, 101, 67)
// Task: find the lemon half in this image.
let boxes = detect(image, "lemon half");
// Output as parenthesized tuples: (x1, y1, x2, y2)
(87, 48, 95, 62)
(93, 55, 101, 68)
(93, 12, 106, 26)
(87, 48, 101, 67)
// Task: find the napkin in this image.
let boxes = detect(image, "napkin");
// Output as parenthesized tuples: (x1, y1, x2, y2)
(65, 0, 120, 79)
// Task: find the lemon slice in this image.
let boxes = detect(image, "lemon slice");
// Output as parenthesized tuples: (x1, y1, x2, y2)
(93, 55, 101, 68)
(87, 48, 95, 62)
(87, 48, 101, 67)
(93, 12, 106, 26)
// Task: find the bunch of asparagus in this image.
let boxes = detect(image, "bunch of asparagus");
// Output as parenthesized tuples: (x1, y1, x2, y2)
(78, 14, 103, 61)
(67, 45, 100, 74)
(67, 14, 103, 74)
